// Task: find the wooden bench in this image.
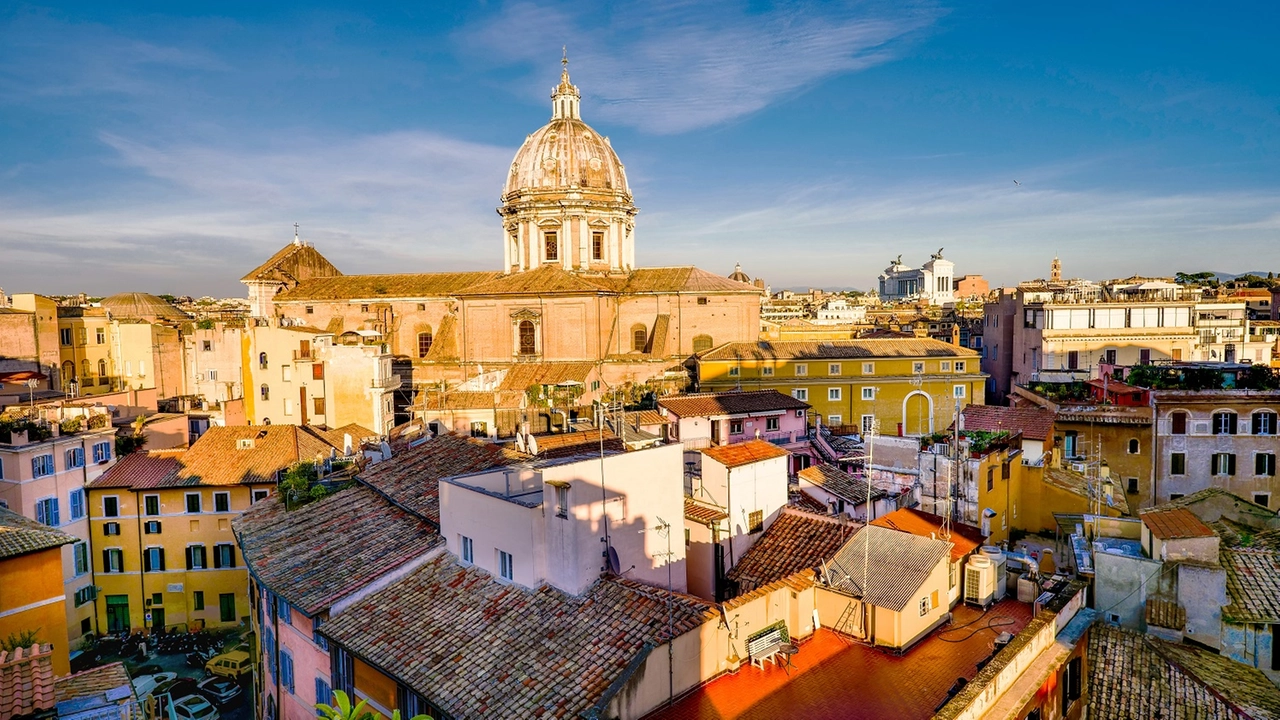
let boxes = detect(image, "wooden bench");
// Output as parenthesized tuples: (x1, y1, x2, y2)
(746, 623, 791, 669)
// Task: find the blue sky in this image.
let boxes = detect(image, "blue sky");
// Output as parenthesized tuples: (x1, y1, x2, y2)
(2, 1, 1278, 296)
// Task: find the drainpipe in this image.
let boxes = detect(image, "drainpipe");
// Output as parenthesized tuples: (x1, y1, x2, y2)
(135, 490, 145, 634)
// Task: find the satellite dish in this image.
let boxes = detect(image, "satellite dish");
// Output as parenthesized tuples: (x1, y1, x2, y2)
(606, 546, 621, 575)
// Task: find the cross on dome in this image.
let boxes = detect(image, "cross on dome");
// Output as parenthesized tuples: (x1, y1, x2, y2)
(552, 49, 581, 120)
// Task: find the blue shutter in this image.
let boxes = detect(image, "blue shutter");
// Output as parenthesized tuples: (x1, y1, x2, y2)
(36, 499, 46, 524)
(315, 679, 331, 714)
(52, 498, 60, 526)
(282, 651, 294, 693)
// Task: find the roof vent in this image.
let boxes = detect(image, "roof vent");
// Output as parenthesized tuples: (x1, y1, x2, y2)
(236, 439, 255, 450)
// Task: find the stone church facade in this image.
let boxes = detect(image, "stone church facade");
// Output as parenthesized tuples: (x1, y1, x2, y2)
(240, 62, 762, 405)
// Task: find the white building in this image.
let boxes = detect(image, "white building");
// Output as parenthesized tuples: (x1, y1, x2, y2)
(813, 297, 868, 325)
(878, 250, 955, 306)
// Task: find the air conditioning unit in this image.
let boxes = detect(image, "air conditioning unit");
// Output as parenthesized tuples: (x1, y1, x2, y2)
(964, 556, 996, 607)
(1070, 462, 1088, 473)
(980, 546, 1009, 600)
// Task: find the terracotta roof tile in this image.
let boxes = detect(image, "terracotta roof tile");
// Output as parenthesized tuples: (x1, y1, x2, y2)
(0, 506, 75, 560)
(234, 484, 440, 615)
(1088, 623, 1280, 720)
(658, 390, 809, 418)
(700, 339, 980, 362)
(701, 439, 790, 469)
(497, 361, 597, 391)
(276, 271, 501, 301)
(797, 464, 886, 506)
(528, 429, 623, 458)
(1222, 549, 1280, 624)
(317, 554, 715, 720)
(683, 498, 728, 525)
(792, 489, 829, 514)
(92, 426, 345, 490)
(241, 242, 341, 284)
(53, 662, 133, 704)
(1145, 597, 1187, 630)
(870, 508, 985, 563)
(1141, 507, 1215, 540)
(415, 390, 525, 411)
(957, 405, 1054, 441)
(357, 433, 528, 525)
(727, 508, 859, 594)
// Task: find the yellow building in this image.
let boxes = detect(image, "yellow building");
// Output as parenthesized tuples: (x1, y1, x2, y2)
(0, 506, 75, 676)
(697, 339, 985, 435)
(86, 425, 352, 634)
(56, 307, 117, 396)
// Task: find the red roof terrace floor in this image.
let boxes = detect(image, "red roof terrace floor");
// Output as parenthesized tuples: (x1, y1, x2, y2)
(647, 598, 1033, 720)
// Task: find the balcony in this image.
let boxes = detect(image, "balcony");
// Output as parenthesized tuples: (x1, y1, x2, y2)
(371, 374, 402, 391)
(292, 350, 314, 362)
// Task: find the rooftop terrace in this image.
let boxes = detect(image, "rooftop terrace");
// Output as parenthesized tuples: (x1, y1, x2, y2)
(647, 598, 1032, 720)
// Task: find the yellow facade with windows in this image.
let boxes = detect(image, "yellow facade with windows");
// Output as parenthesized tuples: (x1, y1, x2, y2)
(696, 339, 985, 436)
(87, 476, 268, 634)
(56, 307, 117, 396)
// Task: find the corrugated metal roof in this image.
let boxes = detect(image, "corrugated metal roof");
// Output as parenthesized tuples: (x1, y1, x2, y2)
(826, 524, 950, 612)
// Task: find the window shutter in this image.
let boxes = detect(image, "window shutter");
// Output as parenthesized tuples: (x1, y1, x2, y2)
(1211, 455, 1218, 475)
(213, 547, 222, 569)
(102, 549, 110, 571)
(186, 547, 194, 570)
(52, 499, 60, 526)
(1228, 454, 1236, 476)
(228, 547, 236, 568)
(36, 501, 45, 524)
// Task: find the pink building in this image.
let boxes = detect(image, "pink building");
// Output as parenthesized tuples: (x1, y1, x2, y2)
(657, 390, 812, 473)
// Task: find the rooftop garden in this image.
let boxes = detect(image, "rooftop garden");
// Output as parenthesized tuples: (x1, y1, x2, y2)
(920, 429, 1014, 456)
(1126, 363, 1280, 391)
(0, 415, 52, 444)
(1027, 381, 1091, 403)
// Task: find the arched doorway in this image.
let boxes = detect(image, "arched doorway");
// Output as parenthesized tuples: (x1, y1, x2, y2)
(902, 391, 933, 436)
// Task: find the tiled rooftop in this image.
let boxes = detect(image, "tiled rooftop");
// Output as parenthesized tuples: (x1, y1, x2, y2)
(1088, 622, 1280, 720)
(684, 498, 729, 525)
(797, 464, 886, 506)
(701, 439, 790, 469)
(957, 404, 1054, 441)
(53, 661, 133, 704)
(1141, 507, 1216, 540)
(357, 432, 528, 525)
(699, 339, 980, 362)
(0, 506, 75, 560)
(90, 425, 351, 490)
(727, 508, 859, 595)
(233, 484, 440, 616)
(870, 508, 985, 563)
(1145, 597, 1187, 630)
(528, 428, 624, 458)
(317, 554, 716, 719)
(1222, 548, 1280, 624)
(657, 390, 809, 418)
(647, 599, 1032, 720)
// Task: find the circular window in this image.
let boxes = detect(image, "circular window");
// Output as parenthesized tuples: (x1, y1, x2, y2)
(542, 157, 558, 170)
(588, 157, 602, 171)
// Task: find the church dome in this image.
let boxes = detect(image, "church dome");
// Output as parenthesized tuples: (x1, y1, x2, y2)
(101, 292, 188, 323)
(502, 64, 630, 200)
(728, 263, 751, 283)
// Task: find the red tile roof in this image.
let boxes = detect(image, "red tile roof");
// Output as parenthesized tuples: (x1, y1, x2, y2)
(234, 484, 440, 616)
(658, 390, 809, 418)
(527, 428, 622, 458)
(700, 339, 979, 361)
(83, 450, 183, 490)
(870, 508, 985, 563)
(357, 433, 527, 525)
(317, 554, 715, 720)
(958, 404, 1054, 441)
(728, 508, 859, 595)
(1141, 507, 1215, 540)
(684, 498, 728, 525)
(701, 439, 790, 469)
(797, 464, 886, 506)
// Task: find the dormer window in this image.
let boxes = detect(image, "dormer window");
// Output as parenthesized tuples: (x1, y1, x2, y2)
(237, 439, 255, 450)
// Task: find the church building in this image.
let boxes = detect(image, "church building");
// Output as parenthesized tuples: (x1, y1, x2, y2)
(239, 61, 762, 418)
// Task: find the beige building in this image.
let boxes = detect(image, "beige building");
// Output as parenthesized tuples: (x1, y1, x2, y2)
(0, 407, 118, 648)
(183, 321, 246, 413)
(243, 325, 399, 434)
(2, 294, 63, 391)
(238, 64, 762, 409)
(56, 306, 116, 396)
(113, 320, 185, 400)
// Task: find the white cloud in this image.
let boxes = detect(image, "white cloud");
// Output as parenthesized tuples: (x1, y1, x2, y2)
(461, 1, 939, 133)
(638, 179, 1280, 288)
(0, 130, 516, 295)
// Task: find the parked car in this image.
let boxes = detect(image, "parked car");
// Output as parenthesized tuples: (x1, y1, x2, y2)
(204, 650, 252, 679)
(197, 677, 242, 707)
(131, 673, 178, 699)
(152, 678, 202, 702)
(171, 694, 220, 720)
(132, 663, 165, 677)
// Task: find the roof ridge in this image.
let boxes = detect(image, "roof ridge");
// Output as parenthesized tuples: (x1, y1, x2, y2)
(1144, 636, 1258, 718)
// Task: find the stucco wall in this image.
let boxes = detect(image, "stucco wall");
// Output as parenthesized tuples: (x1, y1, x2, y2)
(1093, 551, 1162, 629)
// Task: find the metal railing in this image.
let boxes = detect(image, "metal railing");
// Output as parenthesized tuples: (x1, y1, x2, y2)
(371, 374, 402, 390)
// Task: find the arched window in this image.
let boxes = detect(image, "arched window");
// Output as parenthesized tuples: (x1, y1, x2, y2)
(692, 335, 713, 353)
(518, 320, 537, 356)
(1212, 411, 1238, 436)
(259, 352, 268, 370)
(1128, 438, 1139, 454)
(98, 359, 107, 378)
(62, 360, 76, 381)
(260, 384, 270, 400)
(81, 359, 92, 379)
(631, 324, 648, 352)
(1170, 411, 1188, 435)
(417, 329, 434, 358)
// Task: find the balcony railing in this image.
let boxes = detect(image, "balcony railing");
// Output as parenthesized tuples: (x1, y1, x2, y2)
(292, 350, 314, 362)
(371, 374, 401, 390)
